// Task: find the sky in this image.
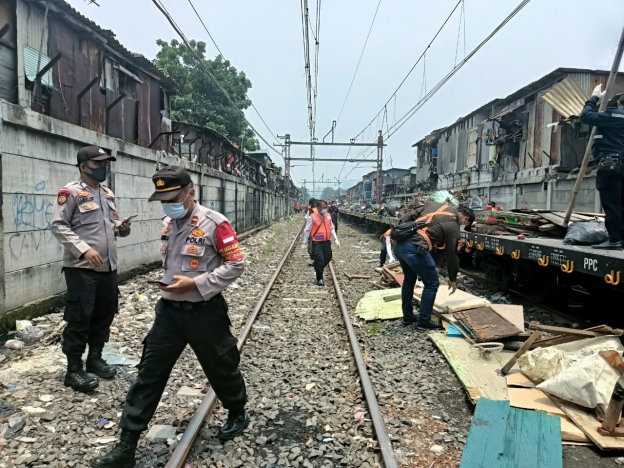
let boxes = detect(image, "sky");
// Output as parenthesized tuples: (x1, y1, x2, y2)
(68, 0, 623, 195)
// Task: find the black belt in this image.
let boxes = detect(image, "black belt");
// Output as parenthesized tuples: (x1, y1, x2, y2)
(162, 294, 222, 311)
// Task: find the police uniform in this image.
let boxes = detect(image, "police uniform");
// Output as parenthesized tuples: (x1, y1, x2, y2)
(92, 166, 247, 468)
(580, 94, 624, 248)
(51, 146, 128, 392)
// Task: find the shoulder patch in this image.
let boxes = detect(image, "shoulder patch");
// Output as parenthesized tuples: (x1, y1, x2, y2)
(57, 189, 70, 205)
(215, 222, 243, 262)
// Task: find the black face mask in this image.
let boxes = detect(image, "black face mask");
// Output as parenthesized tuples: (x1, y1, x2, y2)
(83, 165, 107, 182)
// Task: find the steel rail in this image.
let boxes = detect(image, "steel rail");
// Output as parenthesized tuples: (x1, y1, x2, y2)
(166, 221, 306, 468)
(328, 262, 399, 468)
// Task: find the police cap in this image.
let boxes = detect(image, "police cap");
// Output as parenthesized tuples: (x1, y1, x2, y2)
(77, 146, 116, 164)
(148, 165, 192, 202)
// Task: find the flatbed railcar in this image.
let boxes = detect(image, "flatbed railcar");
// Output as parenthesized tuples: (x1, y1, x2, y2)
(340, 210, 624, 310)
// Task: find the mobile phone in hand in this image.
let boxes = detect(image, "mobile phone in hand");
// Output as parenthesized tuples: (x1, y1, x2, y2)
(147, 280, 170, 287)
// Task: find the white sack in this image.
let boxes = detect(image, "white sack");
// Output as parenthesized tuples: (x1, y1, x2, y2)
(537, 353, 620, 409)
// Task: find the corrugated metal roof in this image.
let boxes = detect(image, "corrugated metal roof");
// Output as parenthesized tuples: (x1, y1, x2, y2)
(34, 0, 177, 92)
(540, 76, 588, 119)
(23, 45, 52, 87)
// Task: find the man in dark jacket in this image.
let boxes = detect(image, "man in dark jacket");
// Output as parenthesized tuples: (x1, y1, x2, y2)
(580, 85, 624, 250)
(394, 202, 473, 330)
(327, 200, 340, 233)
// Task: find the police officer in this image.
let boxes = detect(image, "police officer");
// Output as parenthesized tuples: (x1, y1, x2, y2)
(580, 85, 624, 250)
(51, 146, 131, 393)
(303, 200, 340, 286)
(92, 166, 248, 468)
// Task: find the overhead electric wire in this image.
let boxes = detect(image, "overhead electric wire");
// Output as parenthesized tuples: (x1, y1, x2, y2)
(353, 0, 462, 141)
(185, 0, 279, 146)
(152, 0, 282, 157)
(335, 0, 382, 124)
(346, 0, 531, 176)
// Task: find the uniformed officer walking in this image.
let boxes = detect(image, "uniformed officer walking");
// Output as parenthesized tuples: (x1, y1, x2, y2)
(51, 146, 131, 393)
(580, 85, 624, 250)
(303, 199, 340, 286)
(92, 166, 248, 468)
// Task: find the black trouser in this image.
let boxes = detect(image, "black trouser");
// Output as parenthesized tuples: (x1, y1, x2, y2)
(120, 296, 246, 432)
(312, 241, 332, 280)
(62, 268, 118, 357)
(596, 161, 624, 243)
(380, 239, 388, 266)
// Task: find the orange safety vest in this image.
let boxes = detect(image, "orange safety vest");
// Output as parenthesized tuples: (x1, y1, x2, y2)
(415, 204, 456, 251)
(311, 212, 333, 242)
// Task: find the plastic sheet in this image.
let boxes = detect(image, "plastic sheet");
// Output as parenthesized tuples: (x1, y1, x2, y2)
(429, 190, 459, 206)
(563, 221, 608, 245)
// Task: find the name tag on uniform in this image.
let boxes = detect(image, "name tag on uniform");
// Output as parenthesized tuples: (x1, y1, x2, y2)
(314, 234, 324, 241)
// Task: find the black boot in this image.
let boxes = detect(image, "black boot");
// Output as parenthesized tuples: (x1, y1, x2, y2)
(218, 411, 250, 441)
(86, 343, 116, 379)
(90, 429, 140, 468)
(64, 355, 99, 393)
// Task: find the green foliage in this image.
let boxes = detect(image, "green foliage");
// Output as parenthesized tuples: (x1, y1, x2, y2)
(320, 187, 337, 201)
(154, 39, 259, 150)
(366, 322, 384, 335)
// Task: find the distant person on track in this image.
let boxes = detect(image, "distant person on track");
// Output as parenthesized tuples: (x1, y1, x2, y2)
(92, 166, 248, 468)
(580, 86, 624, 250)
(306, 198, 318, 263)
(303, 200, 340, 286)
(328, 200, 340, 234)
(393, 202, 474, 330)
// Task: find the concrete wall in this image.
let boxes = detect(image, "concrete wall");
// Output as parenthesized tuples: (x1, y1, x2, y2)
(0, 101, 285, 316)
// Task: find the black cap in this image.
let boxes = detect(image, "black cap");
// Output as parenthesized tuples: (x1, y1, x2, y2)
(148, 165, 192, 201)
(77, 146, 116, 164)
(458, 205, 476, 223)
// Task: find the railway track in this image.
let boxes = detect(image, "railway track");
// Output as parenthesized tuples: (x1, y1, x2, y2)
(166, 222, 399, 468)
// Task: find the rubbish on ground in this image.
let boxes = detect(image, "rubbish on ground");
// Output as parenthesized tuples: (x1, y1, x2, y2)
(3, 415, 26, 440)
(0, 400, 20, 418)
(355, 289, 403, 321)
(15, 320, 32, 331)
(429, 332, 513, 403)
(350, 275, 372, 280)
(537, 352, 620, 410)
(598, 376, 624, 436)
(382, 294, 401, 302)
(446, 322, 475, 344)
(563, 221, 608, 245)
(501, 331, 542, 375)
(518, 336, 623, 382)
(430, 190, 459, 206)
(528, 323, 605, 338)
(81, 341, 139, 366)
(414, 287, 491, 314)
(469, 342, 504, 361)
(17, 326, 45, 343)
(505, 371, 535, 389)
(457, 307, 521, 342)
(4, 339, 24, 350)
(460, 398, 562, 468)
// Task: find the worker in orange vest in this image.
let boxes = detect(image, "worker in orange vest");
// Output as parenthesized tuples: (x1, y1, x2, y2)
(303, 200, 340, 286)
(380, 228, 396, 267)
(394, 202, 474, 329)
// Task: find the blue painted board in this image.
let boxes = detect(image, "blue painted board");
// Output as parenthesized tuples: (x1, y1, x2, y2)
(460, 398, 509, 468)
(500, 408, 562, 468)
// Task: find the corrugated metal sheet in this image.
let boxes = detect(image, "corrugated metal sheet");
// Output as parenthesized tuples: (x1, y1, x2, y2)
(21, 2, 48, 49)
(571, 72, 591, 95)
(23, 45, 52, 87)
(540, 76, 588, 119)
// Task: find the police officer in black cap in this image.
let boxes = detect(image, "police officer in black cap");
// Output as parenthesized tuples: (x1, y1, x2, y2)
(581, 85, 624, 250)
(91, 166, 248, 468)
(51, 146, 132, 393)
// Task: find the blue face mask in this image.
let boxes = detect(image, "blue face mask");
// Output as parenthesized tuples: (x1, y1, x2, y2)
(85, 165, 107, 182)
(321, 208, 328, 214)
(162, 191, 191, 219)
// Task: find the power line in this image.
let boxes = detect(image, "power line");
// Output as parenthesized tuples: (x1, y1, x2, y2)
(351, 0, 531, 170)
(186, 0, 279, 146)
(353, 0, 462, 141)
(335, 0, 382, 124)
(152, 0, 282, 157)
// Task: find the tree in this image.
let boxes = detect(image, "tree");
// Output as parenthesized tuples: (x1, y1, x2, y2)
(154, 39, 259, 150)
(320, 187, 337, 201)
(299, 186, 310, 202)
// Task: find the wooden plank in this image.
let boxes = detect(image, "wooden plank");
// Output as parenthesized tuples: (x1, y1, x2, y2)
(458, 307, 521, 342)
(501, 408, 562, 468)
(429, 332, 512, 403)
(490, 304, 525, 332)
(459, 398, 510, 468)
(528, 324, 600, 338)
(506, 371, 535, 388)
(414, 286, 490, 313)
(550, 396, 624, 450)
(508, 388, 565, 416)
(501, 331, 541, 375)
